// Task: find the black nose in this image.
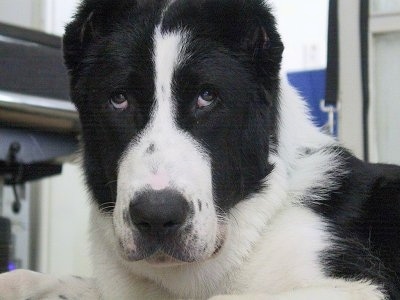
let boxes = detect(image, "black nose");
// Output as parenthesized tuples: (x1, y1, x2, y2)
(129, 189, 189, 237)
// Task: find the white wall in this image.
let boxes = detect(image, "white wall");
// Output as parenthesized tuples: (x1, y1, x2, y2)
(42, 0, 81, 35)
(0, 0, 80, 36)
(0, 0, 42, 30)
(369, 2, 400, 164)
(269, 0, 329, 72)
(37, 162, 92, 277)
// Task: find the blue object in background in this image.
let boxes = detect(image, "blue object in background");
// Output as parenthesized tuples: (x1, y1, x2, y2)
(8, 262, 16, 272)
(287, 69, 337, 136)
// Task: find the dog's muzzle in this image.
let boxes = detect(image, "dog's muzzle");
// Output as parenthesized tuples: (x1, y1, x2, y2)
(121, 189, 200, 262)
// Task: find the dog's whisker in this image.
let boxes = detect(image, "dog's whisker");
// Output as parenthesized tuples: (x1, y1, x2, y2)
(99, 202, 116, 209)
(105, 180, 118, 187)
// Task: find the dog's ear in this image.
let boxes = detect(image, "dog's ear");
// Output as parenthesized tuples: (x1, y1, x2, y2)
(199, 0, 284, 79)
(63, 1, 97, 73)
(63, 0, 134, 74)
(241, 21, 283, 79)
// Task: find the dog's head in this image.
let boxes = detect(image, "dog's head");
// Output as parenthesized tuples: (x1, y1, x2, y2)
(64, 0, 283, 265)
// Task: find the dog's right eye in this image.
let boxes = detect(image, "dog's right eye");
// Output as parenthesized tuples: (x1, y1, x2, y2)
(109, 92, 129, 111)
(197, 89, 218, 109)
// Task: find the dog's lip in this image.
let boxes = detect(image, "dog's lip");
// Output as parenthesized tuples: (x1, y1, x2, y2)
(145, 252, 187, 267)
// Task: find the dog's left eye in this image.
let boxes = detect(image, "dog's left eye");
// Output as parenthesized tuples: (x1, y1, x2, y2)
(109, 92, 129, 111)
(197, 89, 218, 109)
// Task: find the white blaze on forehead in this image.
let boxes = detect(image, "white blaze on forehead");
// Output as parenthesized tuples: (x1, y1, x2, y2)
(152, 27, 187, 128)
(114, 26, 219, 260)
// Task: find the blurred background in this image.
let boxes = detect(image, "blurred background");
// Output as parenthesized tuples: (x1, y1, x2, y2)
(0, 0, 399, 277)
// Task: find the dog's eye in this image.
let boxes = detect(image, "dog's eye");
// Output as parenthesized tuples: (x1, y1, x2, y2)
(197, 89, 218, 109)
(109, 92, 129, 110)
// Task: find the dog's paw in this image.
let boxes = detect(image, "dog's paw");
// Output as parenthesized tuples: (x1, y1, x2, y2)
(0, 269, 52, 299)
(0, 269, 100, 300)
(209, 295, 273, 300)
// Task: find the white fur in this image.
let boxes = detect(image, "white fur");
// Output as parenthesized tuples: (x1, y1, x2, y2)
(89, 78, 385, 299)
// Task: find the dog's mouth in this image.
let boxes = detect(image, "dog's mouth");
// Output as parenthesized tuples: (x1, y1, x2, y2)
(119, 234, 226, 265)
(117, 216, 228, 264)
(145, 252, 187, 267)
(144, 241, 225, 267)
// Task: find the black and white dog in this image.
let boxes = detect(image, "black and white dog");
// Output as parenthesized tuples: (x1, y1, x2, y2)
(1, 0, 399, 299)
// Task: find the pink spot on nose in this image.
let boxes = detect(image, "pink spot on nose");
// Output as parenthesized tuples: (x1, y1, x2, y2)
(149, 170, 169, 190)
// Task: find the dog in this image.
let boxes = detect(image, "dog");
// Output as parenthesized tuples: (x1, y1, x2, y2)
(0, 0, 399, 299)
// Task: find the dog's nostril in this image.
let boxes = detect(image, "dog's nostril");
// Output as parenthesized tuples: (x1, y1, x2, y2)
(135, 222, 152, 230)
(163, 221, 179, 228)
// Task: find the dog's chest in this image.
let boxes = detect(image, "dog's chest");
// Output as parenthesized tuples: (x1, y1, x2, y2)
(227, 206, 330, 294)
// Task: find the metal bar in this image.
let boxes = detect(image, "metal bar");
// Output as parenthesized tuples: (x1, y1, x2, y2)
(0, 22, 61, 49)
(360, 0, 370, 162)
(0, 90, 80, 133)
(0, 90, 76, 117)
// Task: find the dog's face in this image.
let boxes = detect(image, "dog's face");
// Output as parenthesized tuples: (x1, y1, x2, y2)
(64, 0, 283, 264)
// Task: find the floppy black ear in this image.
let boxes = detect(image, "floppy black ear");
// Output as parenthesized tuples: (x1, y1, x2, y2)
(238, 2, 284, 88)
(241, 22, 283, 79)
(63, 11, 94, 73)
(63, 0, 97, 73)
(63, 0, 135, 74)
(197, 0, 284, 80)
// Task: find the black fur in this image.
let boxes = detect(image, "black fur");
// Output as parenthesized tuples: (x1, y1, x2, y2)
(311, 149, 400, 298)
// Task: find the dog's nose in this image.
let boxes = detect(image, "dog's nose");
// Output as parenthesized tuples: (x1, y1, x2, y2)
(129, 189, 189, 237)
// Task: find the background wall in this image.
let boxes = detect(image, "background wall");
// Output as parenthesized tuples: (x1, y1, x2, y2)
(37, 163, 92, 276)
(369, 0, 400, 164)
(270, 0, 329, 72)
(0, 0, 43, 30)
(41, 0, 81, 35)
